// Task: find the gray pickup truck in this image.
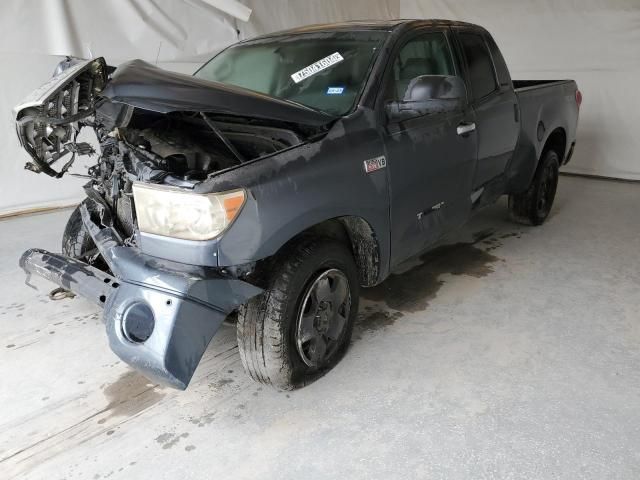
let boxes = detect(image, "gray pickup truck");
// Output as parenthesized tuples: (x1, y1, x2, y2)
(15, 20, 580, 390)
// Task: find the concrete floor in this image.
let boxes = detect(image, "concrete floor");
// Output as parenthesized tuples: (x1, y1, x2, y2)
(0, 175, 639, 479)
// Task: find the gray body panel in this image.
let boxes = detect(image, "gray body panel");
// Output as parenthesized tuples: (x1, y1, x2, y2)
(196, 110, 390, 275)
(507, 80, 580, 192)
(20, 216, 262, 389)
(383, 107, 478, 266)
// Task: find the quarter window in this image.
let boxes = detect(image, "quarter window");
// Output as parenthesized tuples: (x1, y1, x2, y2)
(486, 35, 511, 87)
(458, 33, 498, 100)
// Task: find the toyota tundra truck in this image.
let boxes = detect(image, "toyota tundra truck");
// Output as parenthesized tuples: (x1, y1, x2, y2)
(14, 20, 580, 390)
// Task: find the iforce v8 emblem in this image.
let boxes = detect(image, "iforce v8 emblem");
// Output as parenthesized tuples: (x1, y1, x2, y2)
(363, 155, 387, 174)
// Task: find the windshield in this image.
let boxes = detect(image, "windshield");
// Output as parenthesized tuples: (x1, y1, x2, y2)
(195, 31, 388, 116)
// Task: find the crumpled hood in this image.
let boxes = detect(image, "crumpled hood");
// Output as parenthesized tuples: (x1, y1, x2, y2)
(101, 59, 335, 128)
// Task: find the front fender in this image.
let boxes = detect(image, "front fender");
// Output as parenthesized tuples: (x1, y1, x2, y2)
(206, 113, 391, 281)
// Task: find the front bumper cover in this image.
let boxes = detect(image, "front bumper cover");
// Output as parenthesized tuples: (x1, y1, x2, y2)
(19, 207, 262, 390)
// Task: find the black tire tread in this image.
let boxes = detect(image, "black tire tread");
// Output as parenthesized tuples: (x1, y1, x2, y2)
(61, 204, 95, 259)
(237, 237, 358, 390)
(508, 149, 560, 226)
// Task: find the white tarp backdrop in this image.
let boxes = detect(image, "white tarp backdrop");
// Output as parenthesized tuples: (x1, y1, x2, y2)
(0, 0, 241, 216)
(0, 0, 637, 215)
(400, 0, 640, 182)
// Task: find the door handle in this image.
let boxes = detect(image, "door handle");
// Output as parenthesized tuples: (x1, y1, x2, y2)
(457, 122, 476, 136)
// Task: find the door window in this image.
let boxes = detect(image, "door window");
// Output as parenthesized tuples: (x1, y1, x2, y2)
(485, 35, 511, 87)
(387, 32, 455, 101)
(458, 33, 498, 100)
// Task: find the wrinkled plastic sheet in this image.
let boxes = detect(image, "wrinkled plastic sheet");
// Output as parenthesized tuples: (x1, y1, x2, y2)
(399, 0, 640, 181)
(0, 0, 241, 215)
(1, 0, 638, 215)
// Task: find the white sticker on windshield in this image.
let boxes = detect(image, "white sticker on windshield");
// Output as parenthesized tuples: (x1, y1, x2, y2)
(290, 52, 344, 84)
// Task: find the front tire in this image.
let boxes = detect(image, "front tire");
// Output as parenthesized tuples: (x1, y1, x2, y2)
(62, 202, 109, 272)
(237, 238, 359, 390)
(62, 203, 96, 260)
(508, 149, 560, 225)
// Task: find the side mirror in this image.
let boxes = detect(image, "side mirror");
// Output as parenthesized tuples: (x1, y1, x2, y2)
(385, 75, 467, 121)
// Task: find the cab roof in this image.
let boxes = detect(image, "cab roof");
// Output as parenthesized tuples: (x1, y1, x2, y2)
(253, 19, 482, 39)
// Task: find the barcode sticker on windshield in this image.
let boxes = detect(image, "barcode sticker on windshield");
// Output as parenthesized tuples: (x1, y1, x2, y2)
(290, 52, 344, 84)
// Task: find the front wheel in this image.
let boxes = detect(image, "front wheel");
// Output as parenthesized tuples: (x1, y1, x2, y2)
(508, 149, 560, 225)
(62, 201, 108, 271)
(237, 238, 359, 389)
(62, 203, 97, 260)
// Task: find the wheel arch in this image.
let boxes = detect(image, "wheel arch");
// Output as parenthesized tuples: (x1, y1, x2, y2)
(265, 216, 382, 288)
(541, 127, 567, 162)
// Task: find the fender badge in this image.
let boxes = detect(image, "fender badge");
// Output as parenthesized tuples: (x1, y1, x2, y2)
(363, 155, 387, 174)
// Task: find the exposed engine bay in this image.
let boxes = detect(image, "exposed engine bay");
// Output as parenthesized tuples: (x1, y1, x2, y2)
(14, 57, 311, 245)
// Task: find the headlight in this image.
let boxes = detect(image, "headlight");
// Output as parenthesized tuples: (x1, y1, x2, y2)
(132, 183, 246, 241)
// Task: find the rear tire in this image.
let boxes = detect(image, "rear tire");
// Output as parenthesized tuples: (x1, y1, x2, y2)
(237, 238, 359, 390)
(508, 149, 560, 225)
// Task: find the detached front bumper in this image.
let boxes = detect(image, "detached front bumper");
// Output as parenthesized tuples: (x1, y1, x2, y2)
(19, 208, 262, 390)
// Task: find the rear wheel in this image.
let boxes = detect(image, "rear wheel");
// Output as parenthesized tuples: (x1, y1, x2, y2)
(509, 149, 560, 225)
(237, 238, 359, 389)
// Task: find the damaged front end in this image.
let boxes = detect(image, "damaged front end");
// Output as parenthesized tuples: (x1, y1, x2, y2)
(15, 58, 108, 177)
(13, 57, 330, 388)
(19, 209, 261, 389)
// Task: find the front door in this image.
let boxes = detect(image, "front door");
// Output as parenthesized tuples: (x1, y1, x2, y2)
(380, 29, 478, 267)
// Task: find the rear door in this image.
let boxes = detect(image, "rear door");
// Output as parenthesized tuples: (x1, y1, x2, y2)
(380, 28, 478, 267)
(453, 28, 519, 189)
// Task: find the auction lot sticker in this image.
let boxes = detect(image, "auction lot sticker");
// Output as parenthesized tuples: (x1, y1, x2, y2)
(291, 52, 344, 83)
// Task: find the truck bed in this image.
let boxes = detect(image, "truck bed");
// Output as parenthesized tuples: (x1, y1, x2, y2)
(506, 78, 580, 193)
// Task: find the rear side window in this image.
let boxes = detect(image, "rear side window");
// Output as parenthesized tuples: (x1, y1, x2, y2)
(486, 35, 511, 87)
(387, 32, 455, 101)
(458, 33, 498, 100)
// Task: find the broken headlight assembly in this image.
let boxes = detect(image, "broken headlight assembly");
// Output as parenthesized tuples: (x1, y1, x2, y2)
(132, 183, 246, 241)
(14, 57, 108, 177)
